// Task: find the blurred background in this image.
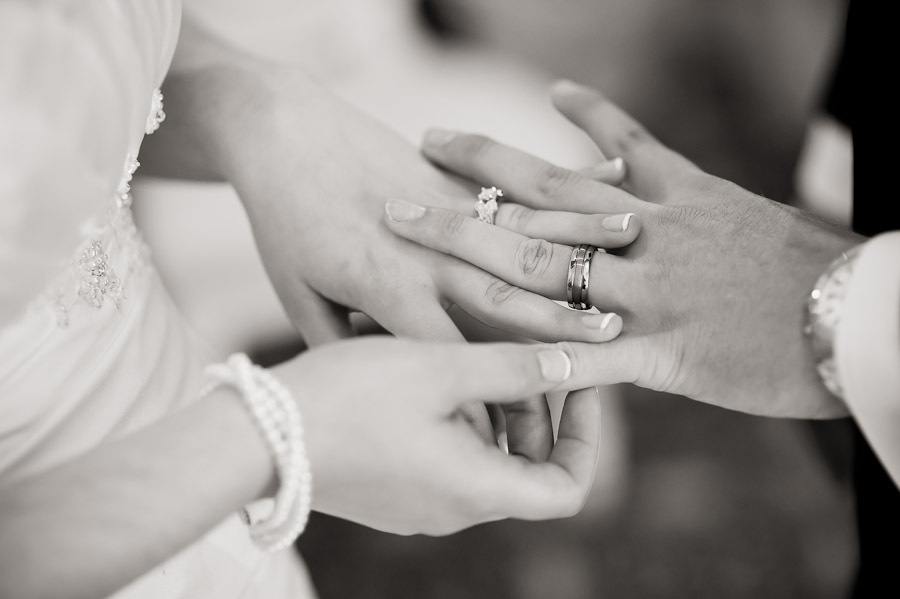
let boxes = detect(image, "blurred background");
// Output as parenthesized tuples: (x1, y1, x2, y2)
(134, 0, 856, 597)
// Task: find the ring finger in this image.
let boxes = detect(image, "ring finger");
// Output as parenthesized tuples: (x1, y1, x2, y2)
(440, 260, 621, 343)
(438, 194, 640, 248)
(387, 200, 634, 312)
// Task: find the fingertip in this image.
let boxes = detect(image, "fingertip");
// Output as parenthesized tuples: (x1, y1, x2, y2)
(550, 78, 588, 98)
(600, 213, 636, 233)
(581, 312, 622, 340)
(384, 198, 426, 223)
(536, 348, 573, 383)
(550, 79, 604, 109)
(622, 213, 641, 241)
(579, 157, 627, 185)
(422, 128, 460, 153)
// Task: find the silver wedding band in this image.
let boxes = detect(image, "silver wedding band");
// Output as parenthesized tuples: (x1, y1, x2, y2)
(567, 244, 596, 310)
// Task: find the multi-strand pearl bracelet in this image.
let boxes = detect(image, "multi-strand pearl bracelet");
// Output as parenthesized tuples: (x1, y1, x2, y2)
(200, 353, 312, 552)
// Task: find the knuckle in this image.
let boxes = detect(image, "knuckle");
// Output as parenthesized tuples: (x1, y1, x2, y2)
(436, 209, 469, 244)
(535, 165, 581, 197)
(503, 203, 534, 232)
(514, 238, 554, 279)
(610, 123, 654, 157)
(483, 278, 521, 307)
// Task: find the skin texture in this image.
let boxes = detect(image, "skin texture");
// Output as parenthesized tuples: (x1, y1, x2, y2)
(385, 80, 865, 419)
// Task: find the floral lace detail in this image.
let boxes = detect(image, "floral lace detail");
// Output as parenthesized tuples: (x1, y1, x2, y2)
(75, 241, 124, 310)
(43, 88, 163, 327)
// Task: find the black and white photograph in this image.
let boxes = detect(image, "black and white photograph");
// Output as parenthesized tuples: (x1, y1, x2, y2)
(0, 1, 896, 598)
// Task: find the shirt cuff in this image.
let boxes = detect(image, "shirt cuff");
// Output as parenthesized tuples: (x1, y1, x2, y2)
(835, 231, 900, 486)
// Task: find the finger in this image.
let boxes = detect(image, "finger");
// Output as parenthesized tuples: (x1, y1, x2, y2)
(373, 295, 500, 443)
(477, 387, 601, 520)
(577, 157, 627, 186)
(385, 200, 633, 310)
(290, 285, 354, 346)
(503, 395, 553, 462)
(552, 339, 642, 391)
(442, 262, 622, 344)
(421, 194, 642, 250)
(373, 291, 464, 342)
(425, 342, 572, 411)
(550, 80, 699, 200)
(494, 203, 640, 248)
(421, 129, 641, 215)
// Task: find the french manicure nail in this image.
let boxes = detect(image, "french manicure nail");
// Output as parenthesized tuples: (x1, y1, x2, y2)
(581, 157, 626, 182)
(385, 199, 426, 222)
(582, 312, 619, 330)
(537, 349, 572, 383)
(601, 213, 635, 232)
(423, 129, 457, 148)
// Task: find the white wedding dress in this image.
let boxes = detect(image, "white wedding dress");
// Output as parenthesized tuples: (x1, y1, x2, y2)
(0, 1, 315, 596)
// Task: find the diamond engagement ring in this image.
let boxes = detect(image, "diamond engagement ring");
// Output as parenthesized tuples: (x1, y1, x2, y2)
(475, 186, 503, 225)
(567, 244, 596, 310)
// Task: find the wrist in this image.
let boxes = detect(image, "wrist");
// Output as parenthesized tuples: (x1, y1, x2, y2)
(203, 354, 313, 551)
(164, 18, 320, 185)
(196, 386, 278, 501)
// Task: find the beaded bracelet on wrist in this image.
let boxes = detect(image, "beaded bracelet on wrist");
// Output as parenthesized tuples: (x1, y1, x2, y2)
(201, 353, 312, 552)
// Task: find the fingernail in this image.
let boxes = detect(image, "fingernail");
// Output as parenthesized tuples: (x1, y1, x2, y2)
(552, 79, 583, 96)
(582, 312, 619, 330)
(537, 349, 572, 383)
(423, 128, 457, 148)
(581, 157, 627, 183)
(601, 213, 635, 232)
(385, 199, 426, 222)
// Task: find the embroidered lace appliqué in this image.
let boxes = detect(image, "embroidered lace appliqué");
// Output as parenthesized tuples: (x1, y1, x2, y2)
(44, 88, 165, 327)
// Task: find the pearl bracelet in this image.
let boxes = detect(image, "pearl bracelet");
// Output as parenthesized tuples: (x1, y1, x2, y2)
(200, 353, 312, 552)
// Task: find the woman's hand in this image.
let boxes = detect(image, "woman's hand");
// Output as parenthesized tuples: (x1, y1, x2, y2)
(149, 20, 633, 449)
(273, 337, 603, 535)
(386, 81, 863, 419)
(0, 336, 606, 599)
(151, 20, 629, 348)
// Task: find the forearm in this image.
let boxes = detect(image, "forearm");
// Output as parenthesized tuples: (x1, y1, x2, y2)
(0, 388, 273, 599)
(836, 231, 900, 488)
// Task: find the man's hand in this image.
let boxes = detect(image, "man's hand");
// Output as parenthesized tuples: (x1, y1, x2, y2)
(385, 80, 864, 418)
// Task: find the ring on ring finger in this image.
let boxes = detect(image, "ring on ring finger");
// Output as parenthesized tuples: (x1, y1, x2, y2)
(475, 186, 503, 225)
(567, 244, 597, 310)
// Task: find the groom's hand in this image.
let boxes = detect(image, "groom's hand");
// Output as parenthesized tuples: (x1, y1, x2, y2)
(386, 80, 864, 418)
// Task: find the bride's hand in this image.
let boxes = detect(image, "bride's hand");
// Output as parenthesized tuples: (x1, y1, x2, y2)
(163, 60, 630, 348)
(385, 81, 861, 419)
(154, 19, 633, 347)
(273, 337, 602, 535)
